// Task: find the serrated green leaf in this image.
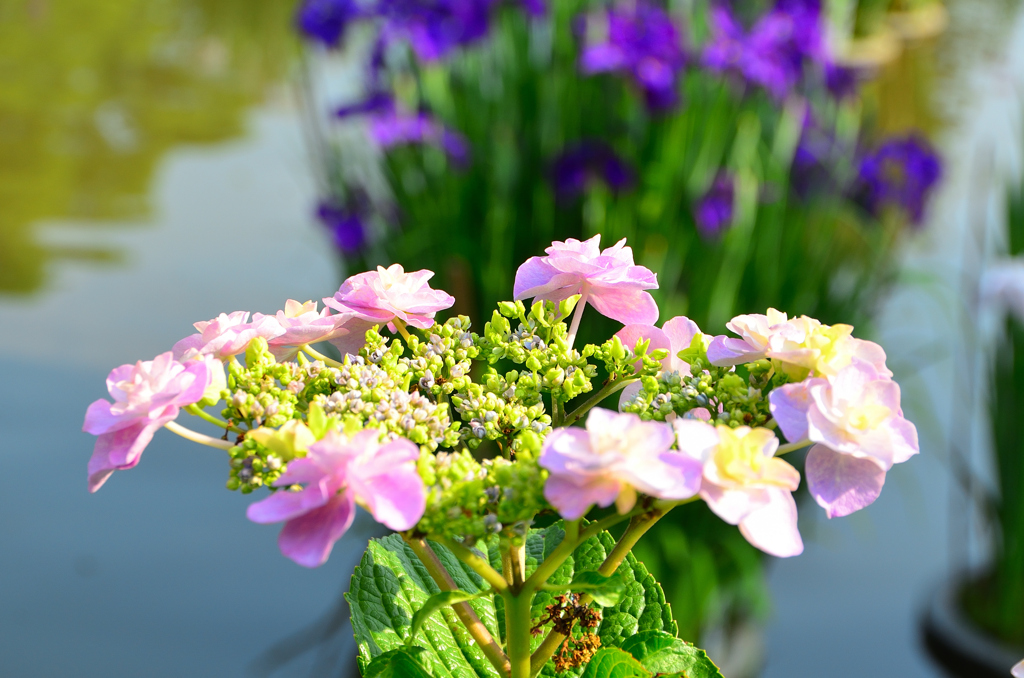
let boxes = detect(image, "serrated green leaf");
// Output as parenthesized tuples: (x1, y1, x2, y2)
(620, 630, 724, 677)
(406, 590, 486, 647)
(579, 648, 651, 678)
(348, 524, 678, 678)
(364, 648, 435, 678)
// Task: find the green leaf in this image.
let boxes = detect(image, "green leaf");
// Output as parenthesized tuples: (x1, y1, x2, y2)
(578, 648, 651, 678)
(406, 590, 486, 646)
(347, 524, 678, 678)
(306, 401, 329, 439)
(364, 648, 436, 678)
(550, 571, 626, 607)
(620, 631, 724, 677)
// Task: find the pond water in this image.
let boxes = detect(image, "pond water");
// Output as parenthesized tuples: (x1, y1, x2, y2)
(2, 1, 1022, 676)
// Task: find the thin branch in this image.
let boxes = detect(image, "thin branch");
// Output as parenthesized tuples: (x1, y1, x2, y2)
(164, 421, 234, 450)
(403, 535, 510, 677)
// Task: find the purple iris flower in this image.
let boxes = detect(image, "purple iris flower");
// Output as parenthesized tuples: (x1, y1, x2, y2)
(856, 135, 942, 226)
(550, 142, 634, 199)
(579, 1, 686, 110)
(702, 1, 826, 99)
(317, 201, 368, 254)
(377, 0, 495, 61)
(825, 62, 859, 100)
(694, 175, 735, 237)
(296, 0, 365, 48)
(790, 111, 843, 199)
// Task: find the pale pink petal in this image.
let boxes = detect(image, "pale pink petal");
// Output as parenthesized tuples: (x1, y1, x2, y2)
(805, 444, 887, 518)
(356, 466, 425, 531)
(707, 336, 763, 366)
(662, 316, 701, 352)
(83, 399, 128, 435)
(538, 428, 592, 475)
(544, 475, 621, 520)
(738, 489, 803, 557)
(588, 287, 659, 325)
(622, 451, 703, 500)
(513, 260, 581, 301)
(87, 415, 173, 492)
(277, 493, 356, 568)
(701, 483, 771, 524)
(247, 481, 331, 524)
(888, 416, 920, 465)
(769, 381, 813, 443)
(1011, 659, 1024, 678)
(327, 318, 379, 357)
(172, 334, 204, 361)
(672, 418, 720, 462)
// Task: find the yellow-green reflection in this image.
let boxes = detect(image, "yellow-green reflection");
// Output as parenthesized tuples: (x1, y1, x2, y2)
(0, 0, 298, 294)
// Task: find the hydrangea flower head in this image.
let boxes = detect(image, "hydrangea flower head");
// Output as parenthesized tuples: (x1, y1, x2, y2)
(857, 134, 942, 226)
(579, 1, 686, 110)
(541, 408, 702, 520)
(324, 264, 455, 354)
(83, 353, 215, 492)
(172, 312, 283, 362)
(247, 427, 424, 567)
(514, 235, 659, 325)
(674, 419, 803, 557)
(770, 359, 919, 517)
(251, 300, 353, 361)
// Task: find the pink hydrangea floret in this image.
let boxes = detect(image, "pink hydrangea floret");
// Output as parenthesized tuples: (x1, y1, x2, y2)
(83, 352, 214, 492)
(252, 300, 353, 361)
(246, 428, 425, 568)
(769, 359, 919, 518)
(172, 311, 283, 362)
(674, 419, 803, 557)
(540, 408, 702, 520)
(323, 264, 455, 355)
(513, 235, 659, 325)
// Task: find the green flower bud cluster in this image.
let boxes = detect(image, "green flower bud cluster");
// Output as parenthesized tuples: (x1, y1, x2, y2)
(399, 316, 480, 397)
(593, 334, 670, 381)
(621, 359, 775, 428)
(222, 339, 298, 428)
(480, 299, 598, 402)
(451, 369, 550, 450)
(225, 437, 287, 494)
(306, 354, 460, 451)
(416, 449, 494, 543)
(481, 454, 548, 546)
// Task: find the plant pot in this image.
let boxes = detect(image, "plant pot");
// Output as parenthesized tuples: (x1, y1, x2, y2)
(887, 2, 949, 42)
(921, 573, 1023, 678)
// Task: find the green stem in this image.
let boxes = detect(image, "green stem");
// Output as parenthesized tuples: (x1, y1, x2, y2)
(776, 439, 811, 455)
(185, 404, 243, 434)
(563, 377, 638, 426)
(300, 345, 344, 368)
(403, 535, 511, 677)
(566, 288, 589, 350)
(392, 317, 414, 343)
(439, 538, 509, 594)
(551, 398, 563, 428)
(164, 421, 234, 450)
(505, 591, 535, 678)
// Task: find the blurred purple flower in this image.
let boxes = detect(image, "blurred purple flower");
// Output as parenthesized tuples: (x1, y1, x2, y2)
(703, 1, 826, 99)
(317, 202, 367, 255)
(857, 135, 942, 226)
(579, 1, 686, 110)
(694, 175, 735, 237)
(377, 0, 494, 61)
(550, 142, 634, 199)
(516, 0, 546, 16)
(825, 62, 859, 100)
(790, 111, 843, 200)
(334, 95, 470, 166)
(297, 0, 366, 47)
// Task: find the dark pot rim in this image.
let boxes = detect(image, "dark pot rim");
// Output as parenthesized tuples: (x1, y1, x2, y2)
(920, 572, 1023, 678)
